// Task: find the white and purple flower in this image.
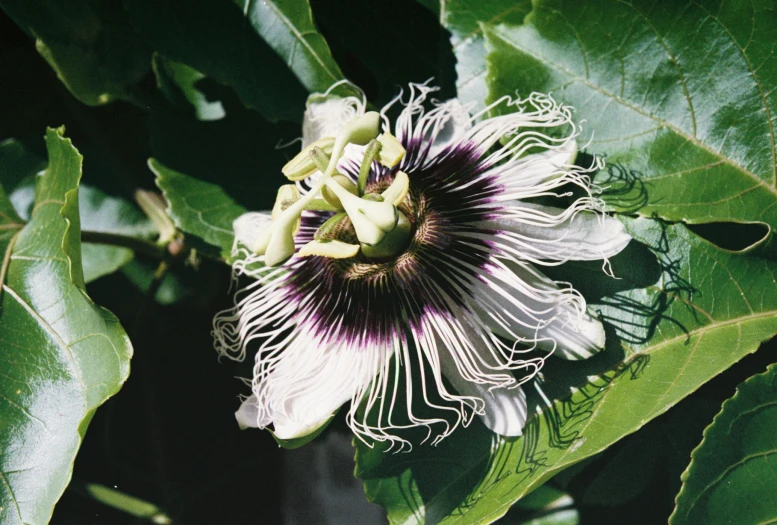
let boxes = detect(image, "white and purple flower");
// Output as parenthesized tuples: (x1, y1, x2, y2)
(213, 83, 631, 449)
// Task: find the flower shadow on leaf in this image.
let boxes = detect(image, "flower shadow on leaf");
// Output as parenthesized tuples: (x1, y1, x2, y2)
(357, 205, 701, 524)
(595, 161, 650, 215)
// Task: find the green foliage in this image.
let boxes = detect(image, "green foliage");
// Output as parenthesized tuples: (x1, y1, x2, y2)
(356, 217, 777, 524)
(0, 128, 132, 525)
(434, 0, 532, 110)
(78, 185, 157, 283)
(123, 0, 351, 121)
(0, 139, 157, 284)
(671, 363, 777, 524)
(352, 2, 777, 522)
(0, 0, 150, 105)
(151, 158, 245, 258)
(1, 0, 777, 523)
(482, 0, 777, 247)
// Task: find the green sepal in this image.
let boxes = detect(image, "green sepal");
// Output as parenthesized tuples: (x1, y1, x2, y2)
(269, 415, 335, 450)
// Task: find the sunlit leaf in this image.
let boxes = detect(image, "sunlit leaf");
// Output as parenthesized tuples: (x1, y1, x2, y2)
(0, 128, 132, 525)
(483, 0, 777, 249)
(433, 0, 532, 110)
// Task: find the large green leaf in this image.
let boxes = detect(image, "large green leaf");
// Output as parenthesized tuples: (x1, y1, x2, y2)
(356, 216, 777, 524)
(0, 0, 150, 106)
(671, 363, 777, 524)
(482, 0, 777, 242)
(0, 128, 132, 524)
(124, 0, 353, 121)
(227, 0, 353, 96)
(430, 0, 532, 110)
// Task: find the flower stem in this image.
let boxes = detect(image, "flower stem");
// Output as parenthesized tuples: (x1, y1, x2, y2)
(80, 230, 166, 259)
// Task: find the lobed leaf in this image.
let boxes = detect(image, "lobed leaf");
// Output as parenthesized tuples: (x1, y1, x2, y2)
(435, 0, 532, 110)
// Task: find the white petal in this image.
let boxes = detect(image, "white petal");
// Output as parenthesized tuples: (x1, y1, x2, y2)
(255, 337, 388, 440)
(233, 212, 272, 248)
(439, 351, 527, 436)
(302, 95, 366, 148)
(427, 99, 473, 158)
(235, 394, 267, 430)
(495, 140, 578, 185)
(472, 262, 605, 360)
(494, 202, 631, 261)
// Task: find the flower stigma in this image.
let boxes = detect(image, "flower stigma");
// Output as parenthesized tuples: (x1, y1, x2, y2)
(214, 82, 632, 450)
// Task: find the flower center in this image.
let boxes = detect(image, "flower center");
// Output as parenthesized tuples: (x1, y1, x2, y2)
(245, 112, 414, 266)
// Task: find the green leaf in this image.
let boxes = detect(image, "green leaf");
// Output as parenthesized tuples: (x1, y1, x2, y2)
(1, 139, 157, 283)
(124, 0, 350, 121)
(482, 0, 777, 243)
(312, 0, 457, 104)
(499, 485, 579, 525)
(562, 397, 718, 509)
(0, 128, 132, 525)
(437, 0, 532, 110)
(356, 216, 777, 525)
(150, 158, 246, 258)
(152, 55, 226, 122)
(1, 0, 150, 105)
(226, 0, 354, 96)
(78, 185, 156, 283)
(81, 244, 134, 283)
(84, 483, 171, 523)
(671, 363, 777, 524)
(0, 139, 47, 193)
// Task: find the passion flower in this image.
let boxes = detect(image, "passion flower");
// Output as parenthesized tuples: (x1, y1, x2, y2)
(213, 83, 631, 449)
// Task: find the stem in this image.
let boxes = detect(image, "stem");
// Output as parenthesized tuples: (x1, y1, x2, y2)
(81, 230, 166, 259)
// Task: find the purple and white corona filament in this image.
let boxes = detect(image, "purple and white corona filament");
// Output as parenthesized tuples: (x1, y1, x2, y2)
(213, 83, 631, 449)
